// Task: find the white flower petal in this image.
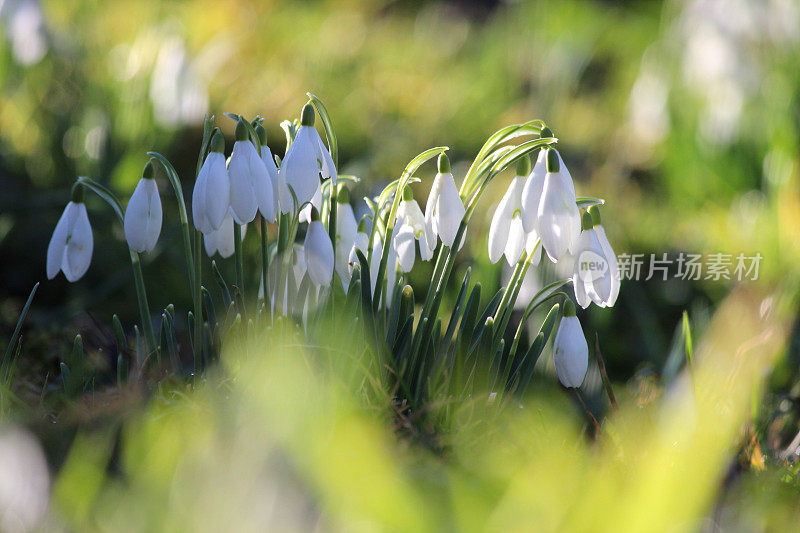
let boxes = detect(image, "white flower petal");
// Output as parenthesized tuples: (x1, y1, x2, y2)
(46, 202, 76, 280)
(228, 141, 258, 224)
(433, 172, 464, 248)
(280, 127, 320, 210)
(242, 141, 276, 223)
(596, 225, 620, 306)
(553, 315, 588, 388)
(304, 220, 334, 285)
(62, 203, 93, 282)
(520, 149, 547, 233)
(125, 178, 162, 253)
(504, 216, 526, 266)
(394, 224, 416, 273)
(538, 171, 580, 262)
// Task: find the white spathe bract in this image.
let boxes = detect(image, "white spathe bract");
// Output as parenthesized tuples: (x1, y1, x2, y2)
(553, 314, 588, 388)
(203, 212, 245, 259)
(335, 203, 358, 289)
(538, 167, 580, 262)
(228, 140, 275, 224)
(488, 175, 530, 266)
(279, 126, 336, 211)
(304, 219, 334, 286)
(192, 151, 230, 234)
(124, 178, 162, 254)
(260, 145, 290, 214)
(520, 149, 547, 233)
(46, 201, 93, 282)
(394, 199, 432, 272)
(425, 172, 464, 249)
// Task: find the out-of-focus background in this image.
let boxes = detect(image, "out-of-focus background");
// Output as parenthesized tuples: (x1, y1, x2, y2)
(2, 0, 800, 530)
(2, 0, 798, 387)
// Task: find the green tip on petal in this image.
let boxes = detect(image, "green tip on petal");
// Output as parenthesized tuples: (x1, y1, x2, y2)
(255, 124, 267, 145)
(310, 205, 320, 222)
(438, 153, 451, 174)
(235, 119, 249, 142)
(581, 211, 594, 231)
(563, 298, 576, 317)
(540, 126, 553, 138)
(357, 216, 368, 233)
(210, 131, 225, 153)
(70, 183, 85, 203)
(143, 159, 155, 179)
(516, 154, 531, 176)
(546, 148, 560, 173)
(402, 185, 413, 201)
(301, 103, 315, 127)
(588, 205, 601, 226)
(337, 185, 350, 204)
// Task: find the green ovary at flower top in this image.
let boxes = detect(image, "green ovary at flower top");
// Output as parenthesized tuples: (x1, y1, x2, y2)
(43, 94, 618, 397)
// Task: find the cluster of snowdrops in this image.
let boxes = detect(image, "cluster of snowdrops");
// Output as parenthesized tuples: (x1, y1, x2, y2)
(45, 95, 619, 393)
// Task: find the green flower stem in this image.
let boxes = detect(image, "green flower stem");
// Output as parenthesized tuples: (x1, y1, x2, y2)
(489, 244, 540, 359)
(193, 229, 203, 368)
(233, 223, 245, 300)
(508, 290, 568, 361)
(260, 217, 269, 305)
(130, 251, 157, 354)
(328, 184, 338, 280)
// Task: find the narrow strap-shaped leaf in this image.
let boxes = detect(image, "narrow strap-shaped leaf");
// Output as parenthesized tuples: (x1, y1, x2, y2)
(211, 261, 232, 307)
(3, 282, 38, 365)
(576, 197, 605, 209)
(440, 268, 471, 357)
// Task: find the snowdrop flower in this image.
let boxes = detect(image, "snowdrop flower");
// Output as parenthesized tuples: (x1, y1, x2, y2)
(279, 104, 337, 211)
(256, 124, 290, 213)
(124, 160, 162, 254)
(424, 153, 464, 249)
(537, 148, 580, 262)
(46, 188, 93, 282)
(573, 206, 619, 308)
(192, 131, 230, 234)
(347, 217, 370, 275)
(334, 187, 358, 288)
(552, 299, 588, 388)
(298, 184, 323, 224)
(489, 155, 534, 266)
(203, 211, 245, 258)
(229, 119, 276, 224)
(519, 147, 548, 233)
(394, 186, 433, 272)
(304, 207, 334, 286)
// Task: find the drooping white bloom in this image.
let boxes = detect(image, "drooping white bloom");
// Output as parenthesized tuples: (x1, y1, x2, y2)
(192, 133, 230, 234)
(537, 149, 580, 262)
(299, 184, 323, 224)
(124, 162, 162, 254)
(255, 123, 290, 215)
(489, 157, 531, 266)
(424, 154, 464, 249)
(304, 208, 334, 286)
(335, 190, 358, 289)
(203, 211, 245, 259)
(573, 207, 619, 308)
(394, 189, 432, 272)
(228, 120, 276, 224)
(279, 104, 337, 211)
(520, 148, 548, 233)
(46, 197, 93, 282)
(552, 300, 588, 388)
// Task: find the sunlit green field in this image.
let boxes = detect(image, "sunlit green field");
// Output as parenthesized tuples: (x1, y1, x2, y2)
(1, 0, 800, 530)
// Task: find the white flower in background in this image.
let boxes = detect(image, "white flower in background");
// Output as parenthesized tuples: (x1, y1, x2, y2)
(335, 187, 358, 288)
(124, 160, 162, 254)
(347, 218, 370, 276)
(279, 104, 337, 211)
(489, 155, 534, 266)
(553, 299, 588, 388)
(203, 211, 245, 259)
(299, 184, 323, 224)
(520, 147, 548, 233)
(424, 153, 464, 249)
(228, 119, 276, 224)
(256, 123, 291, 213)
(537, 148, 580, 262)
(394, 186, 433, 272)
(46, 191, 93, 282)
(573, 206, 619, 308)
(192, 132, 230, 234)
(304, 207, 334, 286)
